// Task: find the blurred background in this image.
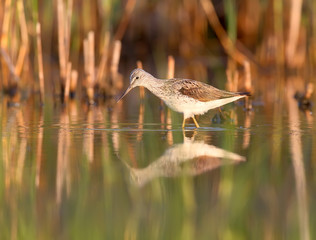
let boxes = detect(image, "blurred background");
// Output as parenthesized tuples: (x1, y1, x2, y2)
(1, 0, 315, 102)
(1, 0, 316, 239)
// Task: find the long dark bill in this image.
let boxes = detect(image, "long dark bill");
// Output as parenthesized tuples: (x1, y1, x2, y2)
(117, 85, 133, 102)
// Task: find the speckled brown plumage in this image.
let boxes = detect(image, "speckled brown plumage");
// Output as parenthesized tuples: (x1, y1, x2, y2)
(175, 79, 246, 102)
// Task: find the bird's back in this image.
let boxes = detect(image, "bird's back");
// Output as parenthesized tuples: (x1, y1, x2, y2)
(169, 78, 246, 102)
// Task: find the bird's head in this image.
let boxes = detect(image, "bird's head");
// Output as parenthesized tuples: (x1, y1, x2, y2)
(117, 68, 152, 102)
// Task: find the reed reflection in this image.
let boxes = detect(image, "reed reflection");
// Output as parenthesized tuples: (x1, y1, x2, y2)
(287, 77, 311, 240)
(83, 105, 94, 162)
(1, 99, 28, 188)
(56, 107, 71, 204)
(125, 131, 246, 187)
(35, 109, 44, 187)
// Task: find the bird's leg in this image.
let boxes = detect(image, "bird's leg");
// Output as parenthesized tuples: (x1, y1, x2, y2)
(182, 117, 186, 128)
(192, 116, 200, 128)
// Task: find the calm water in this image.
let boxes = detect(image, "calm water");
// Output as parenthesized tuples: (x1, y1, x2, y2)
(0, 85, 315, 239)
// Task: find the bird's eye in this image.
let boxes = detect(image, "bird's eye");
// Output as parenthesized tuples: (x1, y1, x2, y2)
(136, 76, 139, 80)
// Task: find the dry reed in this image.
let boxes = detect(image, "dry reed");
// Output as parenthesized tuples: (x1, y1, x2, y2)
(286, 0, 303, 67)
(225, 60, 239, 92)
(167, 55, 175, 79)
(243, 61, 252, 92)
(136, 60, 145, 99)
(96, 31, 110, 87)
(36, 23, 45, 103)
(83, 39, 89, 75)
(233, 71, 239, 92)
(111, 40, 122, 77)
(1, 0, 11, 49)
(114, 0, 137, 41)
(15, 0, 28, 77)
(57, 0, 67, 80)
(0, 0, 313, 105)
(136, 60, 145, 140)
(70, 70, 78, 96)
(57, 0, 73, 93)
(0, 48, 19, 83)
(0, 0, 28, 97)
(88, 32, 95, 83)
(200, 0, 250, 65)
(305, 83, 314, 99)
(65, 0, 73, 64)
(166, 55, 174, 143)
(243, 60, 252, 109)
(110, 40, 123, 93)
(84, 32, 96, 104)
(0, 0, 18, 90)
(64, 62, 72, 102)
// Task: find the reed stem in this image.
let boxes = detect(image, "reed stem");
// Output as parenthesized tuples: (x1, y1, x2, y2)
(111, 40, 121, 76)
(110, 40, 123, 92)
(15, 0, 28, 77)
(70, 70, 78, 97)
(0, 0, 13, 90)
(167, 55, 175, 79)
(136, 60, 145, 99)
(84, 32, 95, 104)
(243, 60, 252, 92)
(65, 0, 73, 64)
(97, 31, 110, 86)
(57, 0, 66, 80)
(64, 62, 72, 102)
(0, 48, 19, 82)
(200, 0, 248, 65)
(36, 23, 45, 103)
(114, 0, 137, 41)
(286, 0, 303, 67)
(88, 31, 95, 84)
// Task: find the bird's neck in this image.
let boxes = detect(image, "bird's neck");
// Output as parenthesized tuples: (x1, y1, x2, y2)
(143, 77, 165, 96)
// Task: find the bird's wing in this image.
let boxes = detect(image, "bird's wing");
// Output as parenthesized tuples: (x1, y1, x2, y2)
(172, 79, 240, 102)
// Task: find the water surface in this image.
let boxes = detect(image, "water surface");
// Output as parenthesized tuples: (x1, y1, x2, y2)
(0, 90, 315, 239)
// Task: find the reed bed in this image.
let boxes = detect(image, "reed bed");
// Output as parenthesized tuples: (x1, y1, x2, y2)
(0, 0, 314, 105)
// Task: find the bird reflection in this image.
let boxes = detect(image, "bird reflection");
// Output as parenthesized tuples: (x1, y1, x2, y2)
(125, 132, 246, 187)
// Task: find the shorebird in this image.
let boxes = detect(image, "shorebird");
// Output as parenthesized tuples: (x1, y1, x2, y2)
(118, 69, 250, 128)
